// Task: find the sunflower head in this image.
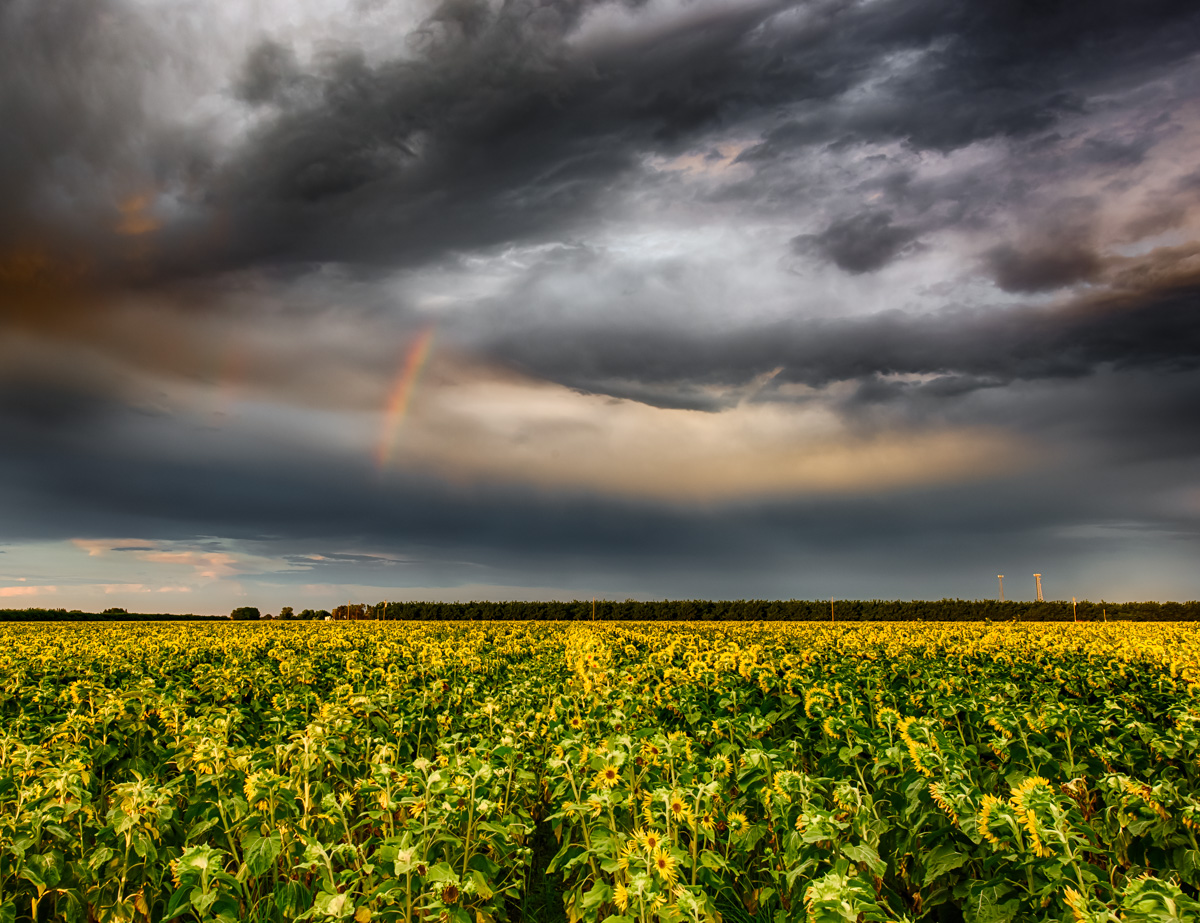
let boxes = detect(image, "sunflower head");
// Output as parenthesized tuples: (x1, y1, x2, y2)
(728, 810, 750, 835)
(652, 847, 677, 885)
(594, 763, 620, 789)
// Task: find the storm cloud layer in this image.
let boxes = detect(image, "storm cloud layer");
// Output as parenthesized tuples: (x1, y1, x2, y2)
(2, 0, 1199, 609)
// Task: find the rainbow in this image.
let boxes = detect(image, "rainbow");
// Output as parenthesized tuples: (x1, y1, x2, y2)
(375, 325, 436, 469)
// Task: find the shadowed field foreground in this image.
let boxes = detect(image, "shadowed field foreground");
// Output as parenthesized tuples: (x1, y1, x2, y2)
(1, 621, 1199, 923)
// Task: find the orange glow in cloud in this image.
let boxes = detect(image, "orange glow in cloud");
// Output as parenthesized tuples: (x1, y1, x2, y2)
(115, 193, 160, 236)
(0, 245, 91, 324)
(375, 325, 436, 469)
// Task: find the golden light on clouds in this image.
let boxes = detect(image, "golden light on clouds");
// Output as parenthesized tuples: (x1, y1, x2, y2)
(380, 361, 1031, 501)
(71, 539, 255, 580)
(0, 585, 56, 598)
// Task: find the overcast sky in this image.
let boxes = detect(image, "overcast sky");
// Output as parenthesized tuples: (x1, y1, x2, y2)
(2, 0, 1199, 612)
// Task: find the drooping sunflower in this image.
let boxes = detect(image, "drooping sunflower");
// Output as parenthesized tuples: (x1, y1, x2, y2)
(641, 791, 656, 826)
(614, 881, 629, 913)
(727, 810, 750, 835)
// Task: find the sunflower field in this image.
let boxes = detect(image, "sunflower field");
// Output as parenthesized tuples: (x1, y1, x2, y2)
(3, 621, 1200, 923)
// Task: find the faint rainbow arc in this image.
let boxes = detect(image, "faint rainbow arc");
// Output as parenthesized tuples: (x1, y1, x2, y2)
(375, 325, 436, 469)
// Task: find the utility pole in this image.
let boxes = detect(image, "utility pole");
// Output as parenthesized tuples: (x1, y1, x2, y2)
(1034, 574, 1043, 602)
(830, 597, 835, 622)
(997, 575, 1005, 602)
(1072, 596, 1077, 622)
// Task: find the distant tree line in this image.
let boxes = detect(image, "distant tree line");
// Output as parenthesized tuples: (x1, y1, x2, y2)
(6, 599, 1199, 622)
(230, 607, 332, 621)
(320, 598, 1200, 622)
(0, 608, 223, 622)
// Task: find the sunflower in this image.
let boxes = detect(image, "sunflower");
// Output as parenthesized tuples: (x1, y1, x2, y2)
(642, 828, 663, 853)
(1064, 888, 1088, 923)
(594, 763, 620, 789)
(710, 754, 732, 778)
(641, 791, 656, 825)
(728, 810, 750, 835)
(569, 715, 583, 731)
(976, 794, 1003, 847)
(651, 847, 677, 886)
(614, 882, 629, 913)
(668, 792, 691, 824)
(1009, 775, 1052, 812)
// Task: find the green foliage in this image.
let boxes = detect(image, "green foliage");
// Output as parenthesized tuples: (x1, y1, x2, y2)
(1, 620, 1200, 922)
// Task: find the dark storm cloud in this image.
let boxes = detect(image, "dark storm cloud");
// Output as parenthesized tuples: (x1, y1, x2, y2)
(983, 243, 1103, 293)
(0, 0, 216, 286)
(211, 0, 780, 270)
(1, 0, 1196, 307)
(0, 0, 147, 242)
(476, 247, 1200, 403)
(9, 0, 1186, 284)
(210, 0, 1199, 273)
(978, 199, 1106, 293)
(792, 211, 920, 274)
(234, 40, 303, 106)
